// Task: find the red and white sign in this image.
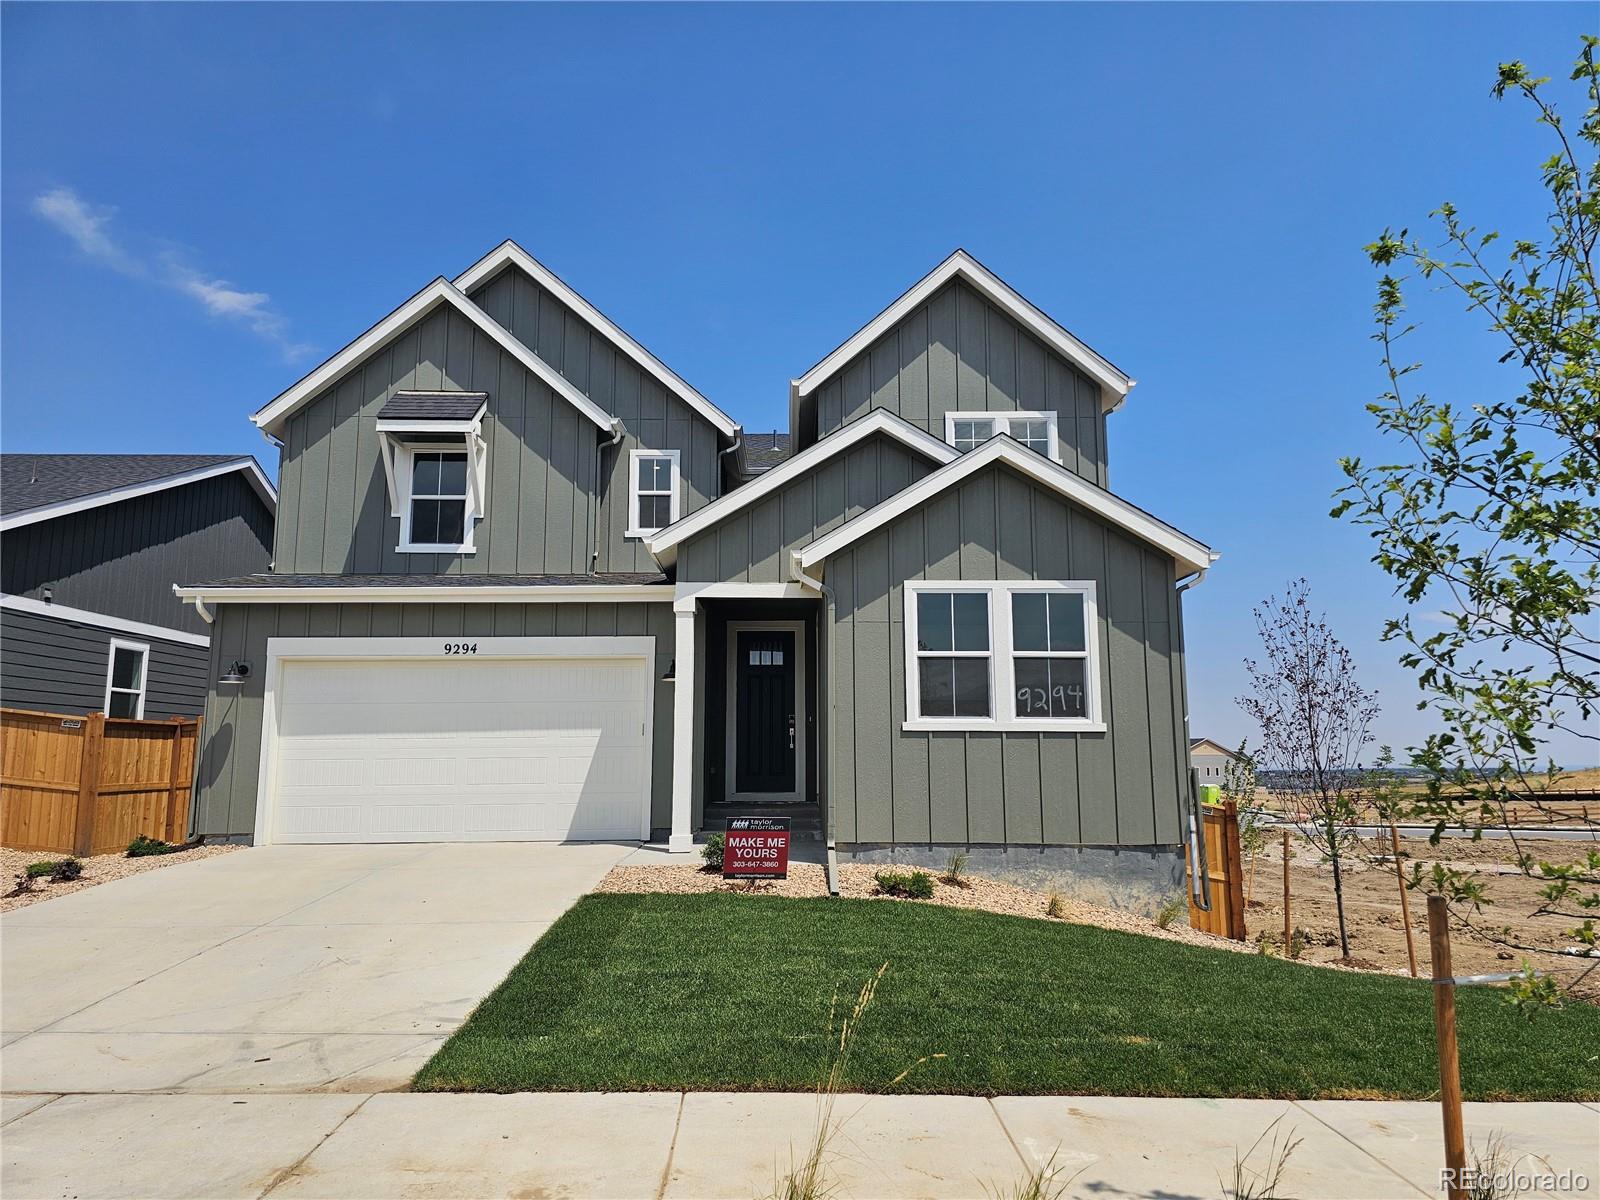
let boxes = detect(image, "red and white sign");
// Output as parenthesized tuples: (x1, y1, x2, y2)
(723, 816, 791, 879)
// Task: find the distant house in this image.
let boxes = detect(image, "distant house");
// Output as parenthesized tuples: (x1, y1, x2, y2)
(1, 454, 276, 719)
(1190, 737, 1242, 785)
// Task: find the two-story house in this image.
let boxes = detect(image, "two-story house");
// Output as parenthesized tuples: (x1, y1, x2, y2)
(177, 244, 1216, 910)
(2, 454, 275, 719)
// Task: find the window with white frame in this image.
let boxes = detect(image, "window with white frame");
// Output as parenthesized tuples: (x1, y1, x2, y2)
(943, 411, 1059, 461)
(904, 580, 1100, 731)
(628, 448, 680, 536)
(404, 448, 470, 549)
(104, 639, 149, 719)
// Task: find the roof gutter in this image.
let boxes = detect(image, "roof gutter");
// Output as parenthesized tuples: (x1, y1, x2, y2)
(173, 583, 677, 605)
(175, 584, 215, 625)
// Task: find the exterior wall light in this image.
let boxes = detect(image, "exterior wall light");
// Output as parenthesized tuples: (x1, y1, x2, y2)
(219, 660, 253, 686)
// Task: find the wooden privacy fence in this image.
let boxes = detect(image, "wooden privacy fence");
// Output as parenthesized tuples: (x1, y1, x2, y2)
(1188, 799, 1247, 940)
(1, 708, 199, 855)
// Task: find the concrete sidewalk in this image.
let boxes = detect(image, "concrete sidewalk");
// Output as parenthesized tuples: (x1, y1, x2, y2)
(2, 1091, 1595, 1199)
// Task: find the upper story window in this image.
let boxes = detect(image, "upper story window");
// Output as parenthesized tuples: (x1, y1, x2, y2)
(943, 411, 1059, 462)
(375, 392, 488, 555)
(104, 638, 149, 719)
(628, 449, 681, 537)
(903, 580, 1101, 732)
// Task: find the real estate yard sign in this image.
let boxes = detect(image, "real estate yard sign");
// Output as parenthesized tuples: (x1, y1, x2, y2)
(723, 816, 791, 879)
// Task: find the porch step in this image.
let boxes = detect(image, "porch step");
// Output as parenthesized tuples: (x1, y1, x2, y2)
(702, 805, 822, 840)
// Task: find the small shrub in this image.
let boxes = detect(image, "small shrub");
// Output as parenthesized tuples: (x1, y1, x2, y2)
(1154, 896, 1186, 930)
(26, 861, 58, 879)
(700, 832, 725, 871)
(1287, 927, 1309, 961)
(1045, 892, 1066, 919)
(874, 869, 935, 899)
(7, 872, 36, 896)
(50, 858, 83, 882)
(127, 835, 180, 858)
(942, 849, 971, 888)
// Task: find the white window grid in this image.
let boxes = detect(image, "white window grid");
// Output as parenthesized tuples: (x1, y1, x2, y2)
(942, 411, 1061, 462)
(628, 448, 681, 537)
(104, 638, 149, 720)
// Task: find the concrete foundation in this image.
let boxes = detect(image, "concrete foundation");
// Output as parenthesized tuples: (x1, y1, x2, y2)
(836, 842, 1187, 916)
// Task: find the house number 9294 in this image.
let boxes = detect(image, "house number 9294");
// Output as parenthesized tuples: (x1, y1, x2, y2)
(442, 642, 478, 655)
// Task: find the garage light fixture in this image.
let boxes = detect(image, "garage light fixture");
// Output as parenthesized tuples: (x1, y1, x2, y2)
(661, 659, 675, 682)
(219, 660, 253, 686)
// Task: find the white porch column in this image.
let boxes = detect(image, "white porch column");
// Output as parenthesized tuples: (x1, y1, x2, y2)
(668, 600, 697, 852)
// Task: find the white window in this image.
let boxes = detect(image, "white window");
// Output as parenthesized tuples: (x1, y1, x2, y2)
(903, 580, 1101, 732)
(628, 448, 681, 537)
(402, 448, 471, 551)
(376, 400, 488, 555)
(943, 411, 1060, 462)
(104, 638, 149, 719)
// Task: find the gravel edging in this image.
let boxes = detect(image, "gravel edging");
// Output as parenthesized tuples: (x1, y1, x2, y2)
(1, 844, 242, 913)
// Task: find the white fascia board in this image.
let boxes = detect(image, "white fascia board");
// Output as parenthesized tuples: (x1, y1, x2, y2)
(1, 593, 210, 647)
(797, 436, 1217, 578)
(644, 409, 959, 564)
(252, 279, 617, 439)
(454, 240, 741, 439)
(0, 458, 276, 531)
(791, 250, 1135, 411)
(173, 583, 676, 605)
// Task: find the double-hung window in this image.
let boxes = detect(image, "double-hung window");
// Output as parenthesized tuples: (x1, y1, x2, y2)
(628, 448, 681, 537)
(104, 638, 149, 719)
(376, 392, 488, 555)
(943, 411, 1060, 462)
(904, 581, 1101, 731)
(406, 450, 469, 548)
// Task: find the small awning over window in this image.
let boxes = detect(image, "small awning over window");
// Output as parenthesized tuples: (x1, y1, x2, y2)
(375, 391, 490, 519)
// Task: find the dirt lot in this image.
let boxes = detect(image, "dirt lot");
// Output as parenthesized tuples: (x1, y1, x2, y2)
(1245, 833, 1600, 1001)
(0, 843, 240, 913)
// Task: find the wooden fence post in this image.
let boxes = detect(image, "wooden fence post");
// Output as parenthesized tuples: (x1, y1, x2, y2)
(1428, 895, 1468, 1200)
(164, 718, 184, 843)
(1282, 829, 1292, 954)
(1391, 820, 1418, 977)
(71, 713, 106, 857)
(1222, 801, 1246, 941)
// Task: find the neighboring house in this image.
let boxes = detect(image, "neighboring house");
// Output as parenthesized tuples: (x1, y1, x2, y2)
(1, 455, 276, 719)
(177, 243, 1217, 909)
(1190, 737, 1242, 786)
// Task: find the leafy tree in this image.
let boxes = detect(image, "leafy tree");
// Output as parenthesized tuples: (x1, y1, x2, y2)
(1239, 580, 1380, 958)
(1332, 38, 1599, 996)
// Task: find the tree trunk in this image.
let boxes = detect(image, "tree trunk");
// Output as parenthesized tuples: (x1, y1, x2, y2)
(1330, 843, 1351, 958)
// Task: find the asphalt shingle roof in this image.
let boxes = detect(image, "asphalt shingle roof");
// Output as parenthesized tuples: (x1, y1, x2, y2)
(743, 432, 791, 474)
(376, 391, 489, 422)
(1, 454, 248, 517)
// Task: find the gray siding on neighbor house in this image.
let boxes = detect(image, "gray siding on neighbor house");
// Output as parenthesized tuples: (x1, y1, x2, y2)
(468, 266, 723, 573)
(2, 471, 273, 637)
(677, 435, 939, 583)
(274, 304, 607, 578)
(191, 600, 676, 840)
(0, 607, 209, 718)
(821, 464, 1188, 850)
(804, 279, 1108, 486)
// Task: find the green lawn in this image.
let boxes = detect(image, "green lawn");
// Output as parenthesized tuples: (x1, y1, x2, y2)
(413, 893, 1600, 1100)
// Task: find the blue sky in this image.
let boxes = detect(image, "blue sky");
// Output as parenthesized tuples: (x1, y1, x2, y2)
(3, 3, 1594, 763)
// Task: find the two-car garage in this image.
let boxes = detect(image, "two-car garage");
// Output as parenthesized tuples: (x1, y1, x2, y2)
(255, 637, 655, 844)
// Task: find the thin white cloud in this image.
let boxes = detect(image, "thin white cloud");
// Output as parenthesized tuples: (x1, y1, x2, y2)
(32, 185, 311, 362)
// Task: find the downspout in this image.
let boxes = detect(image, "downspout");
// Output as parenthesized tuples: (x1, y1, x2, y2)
(591, 420, 625, 574)
(1176, 563, 1212, 910)
(791, 553, 840, 897)
(259, 428, 284, 572)
(175, 586, 214, 626)
(715, 430, 743, 499)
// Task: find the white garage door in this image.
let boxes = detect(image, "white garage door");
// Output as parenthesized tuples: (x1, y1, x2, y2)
(267, 653, 651, 843)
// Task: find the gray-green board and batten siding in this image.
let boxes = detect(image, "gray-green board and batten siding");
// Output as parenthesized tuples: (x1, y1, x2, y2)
(190, 600, 676, 840)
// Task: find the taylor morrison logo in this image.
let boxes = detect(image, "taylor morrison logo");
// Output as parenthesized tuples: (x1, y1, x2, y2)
(1440, 1165, 1591, 1194)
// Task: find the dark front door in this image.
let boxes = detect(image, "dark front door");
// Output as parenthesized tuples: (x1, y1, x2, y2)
(735, 629, 796, 794)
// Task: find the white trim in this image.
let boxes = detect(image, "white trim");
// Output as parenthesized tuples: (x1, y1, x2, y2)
(673, 581, 817, 613)
(797, 436, 1217, 578)
(724, 620, 808, 804)
(0, 458, 277, 531)
(645, 410, 959, 563)
(395, 443, 477, 554)
(253, 635, 656, 847)
(626, 448, 682, 539)
(943, 410, 1060, 463)
(669, 607, 697, 852)
(103, 637, 150, 720)
(903, 580, 1105, 733)
(792, 250, 1134, 410)
(251, 278, 617, 438)
(1, 593, 210, 647)
(174, 583, 675, 605)
(453, 240, 741, 439)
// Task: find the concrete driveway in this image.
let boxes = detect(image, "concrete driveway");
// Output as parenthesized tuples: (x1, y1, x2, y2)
(0, 842, 631, 1095)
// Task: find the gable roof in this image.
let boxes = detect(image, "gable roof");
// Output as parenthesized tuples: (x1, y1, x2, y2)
(644, 409, 958, 567)
(454, 240, 741, 439)
(0, 454, 276, 530)
(791, 249, 1135, 413)
(251, 278, 617, 439)
(1190, 738, 1242, 759)
(742, 432, 792, 474)
(795, 435, 1215, 579)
